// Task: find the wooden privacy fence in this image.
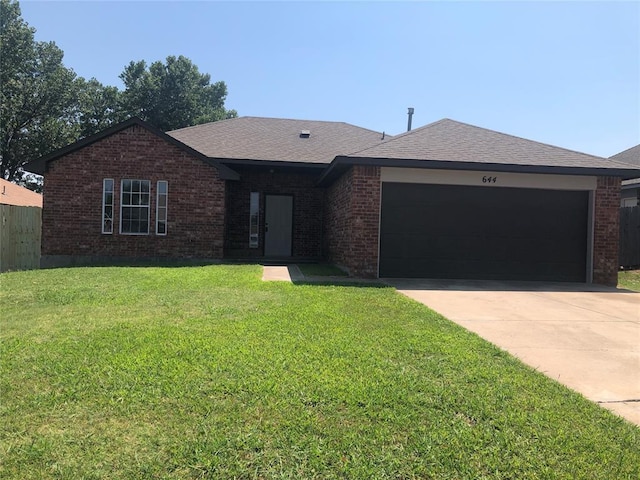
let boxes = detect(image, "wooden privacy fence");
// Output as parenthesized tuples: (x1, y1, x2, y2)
(0, 205, 42, 272)
(620, 206, 640, 269)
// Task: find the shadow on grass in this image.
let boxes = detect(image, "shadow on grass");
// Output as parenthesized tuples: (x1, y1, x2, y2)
(291, 279, 390, 288)
(281, 264, 387, 288)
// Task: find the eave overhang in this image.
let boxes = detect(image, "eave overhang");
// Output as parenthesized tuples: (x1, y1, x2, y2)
(218, 158, 327, 170)
(316, 156, 640, 187)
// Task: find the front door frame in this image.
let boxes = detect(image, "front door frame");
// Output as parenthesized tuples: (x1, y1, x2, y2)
(264, 194, 294, 257)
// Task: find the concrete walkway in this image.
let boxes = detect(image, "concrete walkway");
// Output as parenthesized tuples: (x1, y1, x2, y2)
(262, 265, 383, 285)
(262, 265, 299, 282)
(388, 279, 640, 426)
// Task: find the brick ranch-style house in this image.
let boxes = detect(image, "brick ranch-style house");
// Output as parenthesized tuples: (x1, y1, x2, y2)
(26, 116, 640, 286)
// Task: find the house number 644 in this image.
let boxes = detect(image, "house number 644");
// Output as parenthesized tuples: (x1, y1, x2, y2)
(482, 176, 497, 184)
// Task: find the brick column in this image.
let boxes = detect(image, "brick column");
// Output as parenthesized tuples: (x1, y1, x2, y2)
(324, 165, 381, 278)
(592, 176, 621, 286)
(349, 165, 381, 278)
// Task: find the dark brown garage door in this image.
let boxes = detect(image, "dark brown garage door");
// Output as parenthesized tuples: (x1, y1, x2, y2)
(379, 183, 589, 281)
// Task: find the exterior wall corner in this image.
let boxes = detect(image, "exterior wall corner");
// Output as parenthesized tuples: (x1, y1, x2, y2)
(324, 165, 381, 278)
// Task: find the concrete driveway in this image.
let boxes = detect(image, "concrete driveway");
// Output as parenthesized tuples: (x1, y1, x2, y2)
(387, 279, 640, 426)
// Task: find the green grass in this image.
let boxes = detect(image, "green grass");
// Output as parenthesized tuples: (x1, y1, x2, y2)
(297, 263, 349, 277)
(619, 269, 640, 291)
(1, 266, 638, 479)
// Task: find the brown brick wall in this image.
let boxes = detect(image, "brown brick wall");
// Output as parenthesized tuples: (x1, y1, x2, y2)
(325, 169, 622, 284)
(324, 165, 380, 277)
(42, 125, 225, 262)
(593, 176, 621, 286)
(324, 168, 352, 269)
(43, 128, 623, 285)
(224, 166, 324, 258)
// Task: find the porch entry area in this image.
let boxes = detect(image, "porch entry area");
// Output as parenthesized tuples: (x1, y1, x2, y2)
(264, 195, 293, 257)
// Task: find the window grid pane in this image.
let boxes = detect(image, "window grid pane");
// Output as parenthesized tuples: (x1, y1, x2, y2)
(102, 179, 114, 234)
(120, 179, 150, 235)
(249, 192, 259, 248)
(156, 181, 168, 236)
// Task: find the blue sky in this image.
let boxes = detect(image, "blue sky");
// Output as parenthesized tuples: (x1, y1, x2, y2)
(20, 0, 640, 157)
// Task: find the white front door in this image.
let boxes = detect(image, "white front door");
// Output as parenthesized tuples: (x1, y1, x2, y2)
(264, 195, 293, 257)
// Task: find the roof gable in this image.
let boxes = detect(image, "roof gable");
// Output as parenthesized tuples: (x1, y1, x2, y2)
(25, 117, 239, 180)
(168, 116, 388, 164)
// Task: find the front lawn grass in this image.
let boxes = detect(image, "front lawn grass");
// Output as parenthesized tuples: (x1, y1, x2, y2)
(1, 265, 638, 479)
(297, 263, 349, 277)
(619, 269, 640, 291)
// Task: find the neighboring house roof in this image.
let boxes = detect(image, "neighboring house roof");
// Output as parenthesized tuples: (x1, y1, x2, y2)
(609, 144, 640, 188)
(610, 144, 640, 167)
(168, 116, 388, 165)
(0, 178, 42, 207)
(25, 117, 240, 180)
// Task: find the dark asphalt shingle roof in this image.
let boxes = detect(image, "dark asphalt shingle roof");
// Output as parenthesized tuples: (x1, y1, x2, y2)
(167, 116, 388, 164)
(610, 144, 640, 186)
(346, 118, 639, 171)
(610, 144, 640, 167)
(27, 116, 640, 181)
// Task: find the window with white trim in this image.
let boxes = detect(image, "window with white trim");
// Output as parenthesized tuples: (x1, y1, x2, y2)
(156, 181, 168, 235)
(249, 191, 259, 248)
(102, 179, 114, 234)
(120, 179, 150, 234)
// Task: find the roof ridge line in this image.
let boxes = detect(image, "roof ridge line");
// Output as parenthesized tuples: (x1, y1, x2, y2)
(610, 143, 640, 155)
(241, 115, 383, 131)
(167, 115, 240, 134)
(170, 115, 388, 136)
(345, 118, 449, 156)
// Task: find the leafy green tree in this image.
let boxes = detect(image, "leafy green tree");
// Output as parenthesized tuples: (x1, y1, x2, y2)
(16, 171, 43, 193)
(120, 55, 237, 131)
(1, 0, 236, 186)
(0, 0, 78, 181)
(74, 77, 124, 138)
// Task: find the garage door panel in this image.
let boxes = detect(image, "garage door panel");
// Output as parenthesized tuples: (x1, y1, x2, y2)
(382, 256, 586, 281)
(383, 233, 581, 263)
(380, 183, 588, 282)
(382, 235, 583, 265)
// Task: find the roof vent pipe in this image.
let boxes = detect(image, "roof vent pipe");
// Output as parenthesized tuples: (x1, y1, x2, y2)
(407, 107, 414, 132)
